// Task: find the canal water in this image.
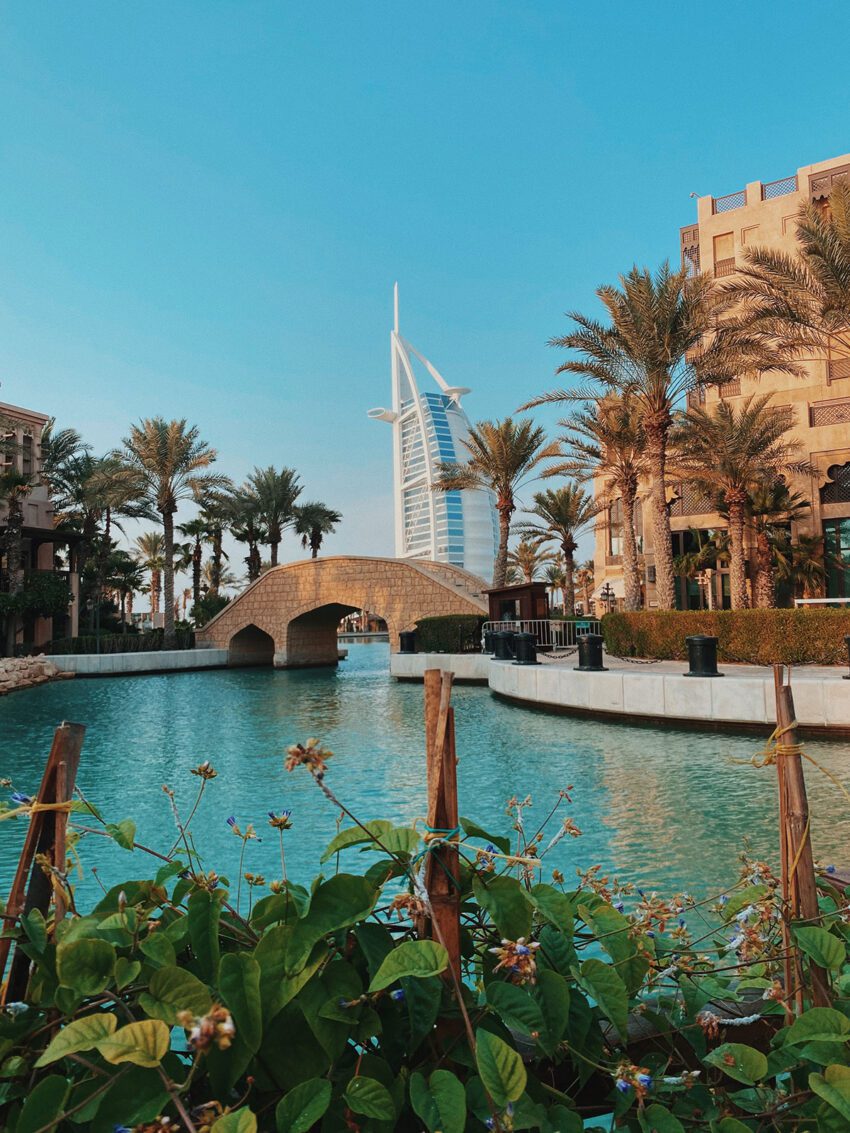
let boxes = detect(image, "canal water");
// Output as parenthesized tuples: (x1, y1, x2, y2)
(1, 642, 848, 904)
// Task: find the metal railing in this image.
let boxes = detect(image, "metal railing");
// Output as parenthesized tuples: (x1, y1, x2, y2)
(713, 189, 746, 214)
(714, 257, 736, 278)
(762, 174, 797, 200)
(482, 619, 601, 651)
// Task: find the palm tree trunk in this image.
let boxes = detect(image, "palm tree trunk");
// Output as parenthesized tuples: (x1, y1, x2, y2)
(270, 539, 279, 567)
(563, 548, 576, 614)
(494, 502, 513, 587)
(311, 532, 320, 558)
(3, 499, 24, 655)
(621, 487, 642, 611)
(163, 510, 175, 640)
(192, 540, 202, 608)
(727, 495, 750, 610)
(151, 567, 160, 614)
(645, 424, 676, 610)
(211, 526, 223, 595)
(755, 528, 775, 608)
(121, 593, 127, 633)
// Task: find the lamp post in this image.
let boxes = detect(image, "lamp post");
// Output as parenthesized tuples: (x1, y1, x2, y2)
(600, 582, 615, 613)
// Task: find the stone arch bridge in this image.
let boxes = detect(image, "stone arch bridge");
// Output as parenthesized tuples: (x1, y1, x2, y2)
(196, 556, 488, 667)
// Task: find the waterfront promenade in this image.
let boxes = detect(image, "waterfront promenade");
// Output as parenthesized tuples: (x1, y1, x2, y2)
(390, 650, 850, 734)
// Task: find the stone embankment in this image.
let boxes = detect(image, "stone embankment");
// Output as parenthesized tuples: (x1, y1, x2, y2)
(0, 656, 75, 695)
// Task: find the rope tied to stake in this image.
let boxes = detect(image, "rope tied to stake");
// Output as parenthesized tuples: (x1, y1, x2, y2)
(739, 722, 850, 807)
(0, 801, 74, 823)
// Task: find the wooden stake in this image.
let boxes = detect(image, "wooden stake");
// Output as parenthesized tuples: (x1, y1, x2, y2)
(773, 666, 829, 1009)
(1, 722, 85, 1003)
(420, 669, 461, 980)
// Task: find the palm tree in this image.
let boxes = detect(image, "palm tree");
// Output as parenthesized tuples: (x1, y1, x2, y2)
(515, 485, 601, 614)
(120, 419, 229, 641)
(246, 467, 302, 566)
(178, 517, 208, 610)
(134, 531, 164, 617)
(105, 550, 146, 633)
(575, 559, 595, 612)
(39, 420, 90, 496)
(0, 469, 33, 654)
(543, 559, 566, 610)
(746, 481, 810, 608)
(507, 538, 555, 582)
(203, 560, 239, 593)
(525, 264, 777, 609)
(294, 502, 342, 559)
(548, 393, 647, 611)
(725, 180, 850, 366)
(197, 496, 231, 596)
(225, 488, 266, 581)
(773, 533, 827, 600)
(670, 394, 808, 609)
(434, 418, 559, 587)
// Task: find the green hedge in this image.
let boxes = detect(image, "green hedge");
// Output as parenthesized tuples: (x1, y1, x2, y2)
(414, 614, 486, 653)
(603, 608, 850, 665)
(35, 629, 196, 656)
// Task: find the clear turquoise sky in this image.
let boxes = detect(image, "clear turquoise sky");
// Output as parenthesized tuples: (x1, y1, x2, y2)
(2, 2, 849, 563)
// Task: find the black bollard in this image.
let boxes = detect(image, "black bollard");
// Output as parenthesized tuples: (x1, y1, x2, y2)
(482, 629, 496, 654)
(575, 632, 607, 672)
(844, 635, 850, 680)
(398, 630, 417, 654)
(514, 632, 539, 665)
(684, 634, 723, 677)
(493, 631, 516, 661)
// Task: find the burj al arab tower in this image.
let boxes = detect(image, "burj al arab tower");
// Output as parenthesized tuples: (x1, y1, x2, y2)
(368, 286, 498, 583)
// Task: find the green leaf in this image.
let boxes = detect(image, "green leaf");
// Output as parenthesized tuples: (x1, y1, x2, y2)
(473, 875, 533, 939)
(16, 1074, 70, 1133)
(809, 1064, 850, 1122)
(219, 952, 263, 1053)
(188, 888, 222, 981)
(98, 1019, 170, 1067)
(703, 1042, 768, 1085)
(35, 1012, 118, 1066)
(138, 964, 212, 1024)
(372, 825, 421, 856)
(579, 902, 648, 995)
(275, 1078, 332, 1133)
(250, 885, 310, 929)
(255, 927, 325, 1023)
(56, 937, 116, 995)
(531, 969, 570, 1056)
(115, 956, 142, 990)
(528, 884, 574, 933)
(794, 925, 846, 971)
(344, 1076, 395, 1121)
(642, 1103, 685, 1133)
(460, 817, 511, 855)
(536, 923, 576, 976)
(368, 939, 448, 991)
(105, 817, 136, 850)
(300, 874, 378, 946)
(722, 885, 768, 922)
(403, 973, 442, 1051)
(21, 909, 48, 955)
(139, 932, 177, 969)
(410, 1069, 466, 1133)
(354, 922, 395, 980)
(320, 820, 393, 862)
(579, 957, 629, 1040)
(475, 1028, 527, 1107)
(784, 1007, 850, 1045)
(487, 981, 546, 1040)
(714, 1119, 754, 1133)
(211, 1108, 258, 1133)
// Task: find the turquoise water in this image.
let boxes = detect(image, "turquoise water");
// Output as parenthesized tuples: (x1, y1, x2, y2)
(2, 642, 849, 905)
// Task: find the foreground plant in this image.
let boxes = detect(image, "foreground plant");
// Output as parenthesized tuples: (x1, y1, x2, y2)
(1, 741, 850, 1132)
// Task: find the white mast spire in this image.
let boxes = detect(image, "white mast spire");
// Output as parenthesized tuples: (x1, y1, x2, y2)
(393, 281, 399, 335)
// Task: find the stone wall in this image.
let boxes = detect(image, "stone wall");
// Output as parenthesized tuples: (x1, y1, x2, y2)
(0, 656, 75, 695)
(197, 556, 488, 668)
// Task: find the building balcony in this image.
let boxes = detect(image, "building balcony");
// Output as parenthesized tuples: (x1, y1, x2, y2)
(714, 257, 736, 278)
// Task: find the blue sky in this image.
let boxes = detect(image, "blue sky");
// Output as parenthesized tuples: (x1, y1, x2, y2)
(2, 2, 849, 566)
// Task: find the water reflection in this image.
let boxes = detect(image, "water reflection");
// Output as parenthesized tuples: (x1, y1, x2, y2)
(1, 644, 848, 905)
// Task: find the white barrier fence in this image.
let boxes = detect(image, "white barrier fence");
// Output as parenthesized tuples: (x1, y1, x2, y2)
(794, 598, 850, 607)
(482, 618, 601, 651)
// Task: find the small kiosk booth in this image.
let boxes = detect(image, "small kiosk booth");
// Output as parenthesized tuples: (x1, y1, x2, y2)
(485, 581, 550, 624)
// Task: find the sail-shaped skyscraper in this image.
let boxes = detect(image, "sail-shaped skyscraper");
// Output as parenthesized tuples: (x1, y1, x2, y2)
(368, 286, 498, 583)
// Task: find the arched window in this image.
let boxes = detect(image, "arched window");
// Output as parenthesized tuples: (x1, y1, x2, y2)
(821, 462, 850, 504)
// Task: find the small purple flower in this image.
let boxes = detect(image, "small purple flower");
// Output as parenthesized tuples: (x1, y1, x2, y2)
(114, 1126, 132, 1133)
(678, 917, 686, 929)
(719, 894, 729, 906)
(226, 815, 237, 828)
(516, 944, 530, 956)
(505, 1102, 514, 1117)
(390, 988, 405, 1001)
(646, 930, 655, 938)
(10, 792, 33, 806)
(485, 1120, 495, 1130)
(615, 1078, 631, 1094)
(637, 1073, 652, 1091)
(827, 864, 837, 874)
(614, 900, 625, 912)
(485, 843, 497, 854)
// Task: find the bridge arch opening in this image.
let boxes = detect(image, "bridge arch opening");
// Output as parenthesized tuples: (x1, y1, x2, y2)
(228, 623, 275, 667)
(281, 602, 363, 669)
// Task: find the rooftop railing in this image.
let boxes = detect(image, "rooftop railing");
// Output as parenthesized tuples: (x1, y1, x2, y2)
(713, 189, 746, 214)
(762, 174, 798, 200)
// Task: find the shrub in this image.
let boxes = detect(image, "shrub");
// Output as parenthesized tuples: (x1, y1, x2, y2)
(415, 614, 486, 653)
(192, 592, 230, 627)
(0, 573, 72, 618)
(603, 608, 850, 665)
(36, 629, 196, 655)
(1, 738, 847, 1131)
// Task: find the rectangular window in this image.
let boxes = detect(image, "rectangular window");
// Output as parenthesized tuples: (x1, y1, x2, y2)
(824, 518, 850, 598)
(22, 434, 33, 477)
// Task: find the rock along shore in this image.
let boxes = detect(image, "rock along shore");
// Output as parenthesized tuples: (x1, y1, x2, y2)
(0, 656, 75, 695)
